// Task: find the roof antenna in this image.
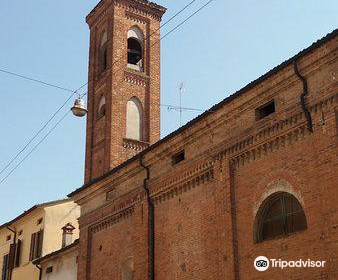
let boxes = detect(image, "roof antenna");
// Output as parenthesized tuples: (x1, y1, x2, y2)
(178, 82, 186, 126)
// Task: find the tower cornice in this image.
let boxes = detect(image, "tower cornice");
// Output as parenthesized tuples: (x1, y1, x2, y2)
(86, 0, 166, 27)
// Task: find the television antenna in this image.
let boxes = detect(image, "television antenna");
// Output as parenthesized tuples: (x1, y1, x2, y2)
(178, 82, 186, 126)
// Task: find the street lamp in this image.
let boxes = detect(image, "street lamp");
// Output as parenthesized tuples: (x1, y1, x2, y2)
(71, 97, 87, 117)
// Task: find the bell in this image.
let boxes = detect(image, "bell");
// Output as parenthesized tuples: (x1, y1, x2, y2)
(71, 98, 87, 117)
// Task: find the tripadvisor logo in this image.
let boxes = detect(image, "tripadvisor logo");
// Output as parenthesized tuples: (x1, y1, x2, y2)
(254, 256, 269, 271)
(254, 256, 326, 271)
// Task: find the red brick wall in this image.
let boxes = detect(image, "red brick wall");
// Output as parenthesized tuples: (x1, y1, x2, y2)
(74, 5, 337, 280)
(155, 181, 220, 279)
(84, 0, 163, 182)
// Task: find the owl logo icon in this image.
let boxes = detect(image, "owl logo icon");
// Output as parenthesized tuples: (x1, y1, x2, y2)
(254, 256, 269, 271)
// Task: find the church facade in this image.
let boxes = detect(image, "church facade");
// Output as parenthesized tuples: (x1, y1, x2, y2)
(69, 0, 338, 279)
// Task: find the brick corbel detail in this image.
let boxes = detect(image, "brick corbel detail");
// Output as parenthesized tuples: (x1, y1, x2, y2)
(213, 93, 337, 170)
(89, 206, 134, 234)
(124, 70, 149, 87)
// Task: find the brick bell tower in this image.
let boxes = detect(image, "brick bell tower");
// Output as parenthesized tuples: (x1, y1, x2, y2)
(84, 0, 166, 182)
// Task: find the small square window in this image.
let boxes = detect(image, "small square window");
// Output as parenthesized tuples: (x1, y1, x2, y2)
(6, 235, 11, 241)
(18, 230, 23, 236)
(172, 150, 185, 165)
(37, 218, 43, 225)
(46, 266, 53, 274)
(256, 100, 275, 120)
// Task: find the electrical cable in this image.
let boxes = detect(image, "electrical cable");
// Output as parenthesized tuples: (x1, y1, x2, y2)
(0, 68, 76, 93)
(0, 0, 215, 185)
(0, 110, 71, 186)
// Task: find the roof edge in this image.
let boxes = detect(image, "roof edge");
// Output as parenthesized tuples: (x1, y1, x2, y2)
(33, 239, 79, 264)
(0, 198, 72, 231)
(69, 28, 338, 198)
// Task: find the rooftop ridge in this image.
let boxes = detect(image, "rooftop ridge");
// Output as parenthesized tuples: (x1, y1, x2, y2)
(69, 28, 337, 197)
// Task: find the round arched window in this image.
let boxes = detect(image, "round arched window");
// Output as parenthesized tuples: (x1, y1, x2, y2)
(126, 97, 142, 141)
(99, 31, 108, 72)
(97, 96, 106, 119)
(127, 26, 144, 71)
(127, 38, 142, 65)
(255, 192, 307, 242)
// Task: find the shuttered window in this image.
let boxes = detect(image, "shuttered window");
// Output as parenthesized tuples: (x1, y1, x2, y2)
(255, 192, 307, 242)
(1, 254, 9, 280)
(29, 230, 43, 260)
(15, 239, 22, 268)
(7, 244, 16, 271)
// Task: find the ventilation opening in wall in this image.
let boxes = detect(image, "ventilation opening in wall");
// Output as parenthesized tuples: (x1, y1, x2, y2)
(256, 100, 275, 120)
(46, 266, 53, 274)
(172, 150, 185, 165)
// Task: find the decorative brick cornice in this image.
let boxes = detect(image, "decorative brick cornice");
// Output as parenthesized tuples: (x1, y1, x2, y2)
(149, 159, 215, 203)
(230, 124, 309, 169)
(123, 138, 149, 151)
(86, 1, 113, 27)
(124, 70, 149, 86)
(89, 206, 134, 234)
(125, 11, 148, 24)
(123, 0, 166, 21)
(214, 93, 337, 169)
(153, 167, 214, 205)
(87, 0, 166, 27)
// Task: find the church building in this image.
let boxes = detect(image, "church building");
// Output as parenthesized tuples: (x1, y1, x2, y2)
(69, 0, 338, 279)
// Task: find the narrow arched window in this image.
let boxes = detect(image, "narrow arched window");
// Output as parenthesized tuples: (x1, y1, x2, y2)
(127, 26, 144, 71)
(126, 97, 142, 141)
(97, 96, 106, 119)
(99, 31, 108, 72)
(121, 258, 134, 280)
(255, 192, 307, 242)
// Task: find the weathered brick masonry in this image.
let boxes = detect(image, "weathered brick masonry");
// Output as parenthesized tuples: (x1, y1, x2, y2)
(69, 0, 338, 279)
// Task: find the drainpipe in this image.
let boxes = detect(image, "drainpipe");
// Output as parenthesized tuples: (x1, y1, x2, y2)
(294, 59, 313, 133)
(6, 225, 16, 280)
(140, 156, 155, 280)
(228, 162, 240, 280)
(35, 264, 42, 280)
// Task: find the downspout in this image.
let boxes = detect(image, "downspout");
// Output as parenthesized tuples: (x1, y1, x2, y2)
(140, 156, 155, 280)
(6, 226, 16, 280)
(228, 162, 240, 280)
(294, 59, 313, 133)
(35, 264, 42, 280)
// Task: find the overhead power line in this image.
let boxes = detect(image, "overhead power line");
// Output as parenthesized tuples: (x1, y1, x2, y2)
(0, 110, 71, 186)
(0, 0, 200, 95)
(0, 0, 202, 174)
(0, 92, 76, 177)
(76, 0, 200, 91)
(0, 76, 88, 177)
(158, 0, 214, 41)
(0, 69, 76, 93)
(0, 0, 215, 186)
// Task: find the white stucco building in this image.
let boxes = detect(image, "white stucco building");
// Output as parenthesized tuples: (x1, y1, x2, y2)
(34, 237, 78, 280)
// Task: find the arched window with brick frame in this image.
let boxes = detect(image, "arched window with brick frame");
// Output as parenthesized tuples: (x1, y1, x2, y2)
(97, 95, 106, 119)
(254, 192, 307, 243)
(99, 31, 108, 72)
(126, 97, 143, 141)
(127, 26, 144, 72)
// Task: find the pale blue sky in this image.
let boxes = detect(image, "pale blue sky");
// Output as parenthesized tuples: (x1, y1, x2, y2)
(0, 0, 337, 224)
